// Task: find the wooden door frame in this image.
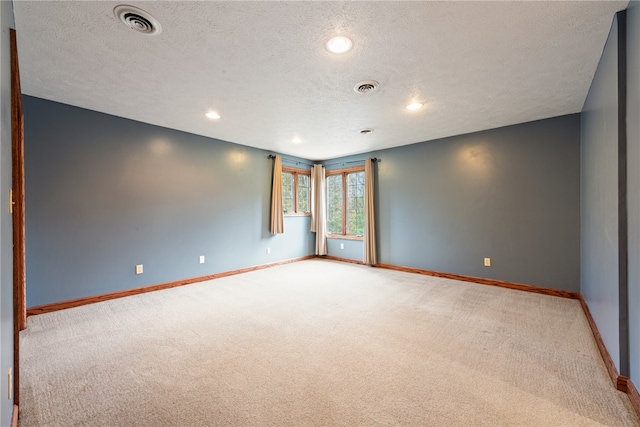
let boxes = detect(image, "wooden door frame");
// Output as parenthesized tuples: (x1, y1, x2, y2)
(11, 27, 26, 408)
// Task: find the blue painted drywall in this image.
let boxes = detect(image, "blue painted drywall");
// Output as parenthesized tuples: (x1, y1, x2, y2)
(24, 96, 315, 307)
(324, 115, 581, 291)
(627, 0, 640, 388)
(326, 238, 363, 262)
(0, 1, 14, 424)
(580, 15, 621, 373)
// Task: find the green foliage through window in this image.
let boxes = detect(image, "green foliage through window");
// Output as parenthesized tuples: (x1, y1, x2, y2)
(298, 174, 310, 213)
(346, 172, 365, 235)
(281, 168, 310, 215)
(326, 169, 365, 237)
(327, 174, 343, 234)
(282, 172, 294, 214)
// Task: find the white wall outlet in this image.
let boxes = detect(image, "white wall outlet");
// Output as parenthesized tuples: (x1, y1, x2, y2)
(199, 255, 205, 264)
(340, 243, 344, 249)
(135, 264, 144, 274)
(266, 247, 271, 255)
(8, 368, 12, 400)
(484, 258, 491, 267)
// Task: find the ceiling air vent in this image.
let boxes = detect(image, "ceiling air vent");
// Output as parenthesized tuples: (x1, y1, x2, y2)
(354, 80, 379, 94)
(360, 129, 374, 134)
(114, 5, 162, 35)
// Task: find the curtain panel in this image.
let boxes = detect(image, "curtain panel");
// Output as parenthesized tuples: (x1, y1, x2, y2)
(270, 155, 284, 234)
(364, 158, 377, 265)
(311, 164, 327, 255)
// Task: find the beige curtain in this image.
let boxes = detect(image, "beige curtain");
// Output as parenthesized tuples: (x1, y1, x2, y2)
(270, 155, 284, 234)
(310, 164, 327, 255)
(364, 158, 377, 265)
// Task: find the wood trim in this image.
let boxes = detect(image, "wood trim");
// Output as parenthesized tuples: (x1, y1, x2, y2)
(325, 165, 364, 175)
(11, 405, 18, 427)
(282, 166, 311, 174)
(320, 255, 365, 265)
(617, 376, 629, 393)
(326, 234, 363, 241)
(627, 378, 640, 418)
(27, 255, 315, 316)
(282, 167, 311, 215)
(10, 28, 24, 409)
(326, 166, 365, 236)
(577, 295, 620, 388)
(10, 29, 25, 331)
(374, 263, 579, 299)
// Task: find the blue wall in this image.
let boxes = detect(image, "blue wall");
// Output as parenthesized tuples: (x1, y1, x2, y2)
(24, 96, 314, 307)
(0, 1, 14, 424)
(326, 238, 363, 262)
(580, 15, 621, 373)
(627, 0, 640, 389)
(325, 115, 581, 292)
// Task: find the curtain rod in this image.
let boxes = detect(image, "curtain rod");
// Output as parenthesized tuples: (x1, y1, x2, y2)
(268, 154, 314, 167)
(322, 158, 379, 168)
(268, 155, 380, 168)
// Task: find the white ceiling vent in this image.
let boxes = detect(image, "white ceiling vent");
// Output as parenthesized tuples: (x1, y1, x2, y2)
(114, 5, 162, 35)
(354, 80, 379, 94)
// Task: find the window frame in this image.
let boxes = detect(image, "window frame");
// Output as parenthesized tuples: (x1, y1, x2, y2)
(282, 166, 311, 216)
(326, 165, 365, 240)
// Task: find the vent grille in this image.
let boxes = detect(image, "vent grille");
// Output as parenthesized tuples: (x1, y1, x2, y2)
(354, 80, 379, 94)
(360, 129, 374, 134)
(114, 5, 162, 35)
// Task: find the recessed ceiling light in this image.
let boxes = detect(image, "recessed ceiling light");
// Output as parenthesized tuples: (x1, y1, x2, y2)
(405, 102, 424, 111)
(326, 36, 353, 54)
(205, 111, 221, 120)
(292, 137, 302, 144)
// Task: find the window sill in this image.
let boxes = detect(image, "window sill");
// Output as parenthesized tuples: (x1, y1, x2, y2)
(326, 234, 363, 241)
(284, 213, 311, 217)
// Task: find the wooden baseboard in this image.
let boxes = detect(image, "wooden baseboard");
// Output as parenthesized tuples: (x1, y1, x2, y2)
(374, 263, 579, 299)
(617, 376, 629, 393)
(320, 255, 365, 265)
(11, 404, 18, 427)
(27, 255, 315, 316)
(576, 295, 621, 388)
(628, 378, 640, 418)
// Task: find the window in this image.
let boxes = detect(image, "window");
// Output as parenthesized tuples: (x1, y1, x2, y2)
(326, 166, 365, 238)
(282, 167, 310, 215)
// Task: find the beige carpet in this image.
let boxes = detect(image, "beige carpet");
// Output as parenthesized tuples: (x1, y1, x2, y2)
(19, 259, 639, 426)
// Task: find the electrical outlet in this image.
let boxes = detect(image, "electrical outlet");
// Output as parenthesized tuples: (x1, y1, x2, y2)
(135, 264, 144, 274)
(8, 368, 12, 400)
(266, 247, 271, 255)
(484, 258, 491, 267)
(199, 255, 205, 264)
(340, 243, 344, 249)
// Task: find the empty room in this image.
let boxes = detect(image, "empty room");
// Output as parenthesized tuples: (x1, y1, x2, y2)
(0, 1, 639, 426)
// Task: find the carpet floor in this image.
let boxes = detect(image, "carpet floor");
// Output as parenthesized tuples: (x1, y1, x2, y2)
(19, 259, 640, 426)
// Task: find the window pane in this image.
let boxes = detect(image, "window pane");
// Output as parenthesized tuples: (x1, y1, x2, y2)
(326, 174, 343, 234)
(298, 174, 310, 213)
(346, 171, 365, 235)
(282, 172, 294, 214)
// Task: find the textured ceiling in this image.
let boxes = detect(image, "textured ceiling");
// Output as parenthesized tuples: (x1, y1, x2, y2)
(13, 1, 628, 160)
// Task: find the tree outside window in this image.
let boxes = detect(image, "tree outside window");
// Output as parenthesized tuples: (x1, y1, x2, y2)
(282, 167, 310, 215)
(326, 167, 365, 238)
